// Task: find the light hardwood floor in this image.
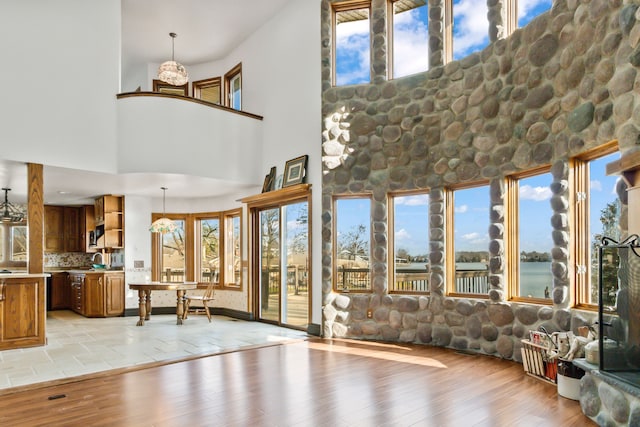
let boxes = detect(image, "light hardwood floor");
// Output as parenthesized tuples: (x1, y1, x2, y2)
(0, 338, 593, 426)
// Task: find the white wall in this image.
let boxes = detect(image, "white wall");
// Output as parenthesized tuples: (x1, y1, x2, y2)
(123, 195, 153, 308)
(0, 0, 121, 174)
(117, 96, 263, 184)
(186, 0, 322, 324)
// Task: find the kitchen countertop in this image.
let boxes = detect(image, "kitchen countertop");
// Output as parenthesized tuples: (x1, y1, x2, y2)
(0, 272, 50, 278)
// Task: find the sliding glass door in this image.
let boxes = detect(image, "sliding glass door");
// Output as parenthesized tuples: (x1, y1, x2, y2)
(257, 201, 309, 329)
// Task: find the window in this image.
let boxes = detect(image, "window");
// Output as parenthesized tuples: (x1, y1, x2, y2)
(152, 79, 188, 96)
(447, 0, 490, 62)
(10, 225, 27, 262)
(196, 216, 220, 283)
(152, 209, 242, 290)
(158, 216, 187, 282)
(332, 1, 371, 86)
(334, 196, 371, 292)
(224, 63, 242, 110)
(223, 210, 241, 287)
(507, 168, 553, 302)
(517, 0, 553, 28)
(192, 77, 221, 104)
(574, 145, 620, 308)
(388, 0, 428, 78)
(447, 184, 490, 296)
(389, 191, 430, 293)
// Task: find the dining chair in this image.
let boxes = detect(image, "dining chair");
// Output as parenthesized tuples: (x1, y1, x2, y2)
(182, 280, 216, 322)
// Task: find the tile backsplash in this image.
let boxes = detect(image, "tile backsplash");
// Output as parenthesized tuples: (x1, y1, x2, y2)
(45, 249, 125, 268)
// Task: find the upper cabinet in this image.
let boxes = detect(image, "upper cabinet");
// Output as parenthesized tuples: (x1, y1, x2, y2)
(95, 195, 124, 249)
(44, 206, 82, 253)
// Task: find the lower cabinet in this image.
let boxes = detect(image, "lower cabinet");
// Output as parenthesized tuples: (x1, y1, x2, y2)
(0, 276, 46, 350)
(68, 272, 125, 317)
(50, 272, 70, 310)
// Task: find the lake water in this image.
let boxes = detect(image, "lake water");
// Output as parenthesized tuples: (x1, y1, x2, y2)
(397, 261, 553, 298)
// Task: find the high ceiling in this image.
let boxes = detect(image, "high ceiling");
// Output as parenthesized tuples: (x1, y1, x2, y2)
(3, 0, 292, 205)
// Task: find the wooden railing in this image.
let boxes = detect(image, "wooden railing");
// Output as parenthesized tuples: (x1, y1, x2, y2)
(333, 266, 489, 293)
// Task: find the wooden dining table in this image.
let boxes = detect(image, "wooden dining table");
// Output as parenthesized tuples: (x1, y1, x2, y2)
(128, 282, 197, 326)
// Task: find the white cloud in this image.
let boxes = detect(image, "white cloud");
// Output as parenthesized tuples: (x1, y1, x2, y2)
(462, 232, 480, 240)
(518, 0, 553, 21)
(455, 204, 469, 213)
(335, 18, 370, 85)
(590, 180, 602, 192)
(520, 184, 552, 201)
(396, 228, 410, 241)
(392, 9, 429, 77)
(452, 0, 489, 58)
(395, 194, 429, 206)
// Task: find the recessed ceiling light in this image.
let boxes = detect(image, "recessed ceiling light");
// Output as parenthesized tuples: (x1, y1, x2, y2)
(57, 191, 71, 195)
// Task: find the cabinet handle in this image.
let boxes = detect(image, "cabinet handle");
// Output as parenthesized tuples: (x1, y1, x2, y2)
(0, 282, 4, 301)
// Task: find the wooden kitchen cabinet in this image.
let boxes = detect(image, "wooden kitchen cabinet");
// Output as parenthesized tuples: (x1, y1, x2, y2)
(69, 273, 84, 314)
(50, 272, 70, 310)
(68, 272, 125, 317)
(95, 195, 124, 249)
(0, 276, 46, 350)
(44, 205, 83, 253)
(105, 274, 125, 316)
(44, 205, 64, 252)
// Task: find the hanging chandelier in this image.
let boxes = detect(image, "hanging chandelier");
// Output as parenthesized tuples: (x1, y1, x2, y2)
(157, 32, 188, 86)
(0, 188, 25, 223)
(149, 187, 177, 233)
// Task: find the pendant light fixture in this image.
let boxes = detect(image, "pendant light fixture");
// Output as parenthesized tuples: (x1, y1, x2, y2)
(0, 188, 25, 223)
(149, 187, 177, 233)
(157, 32, 188, 86)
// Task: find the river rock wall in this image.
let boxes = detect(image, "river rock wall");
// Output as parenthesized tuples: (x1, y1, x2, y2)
(320, 0, 640, 361)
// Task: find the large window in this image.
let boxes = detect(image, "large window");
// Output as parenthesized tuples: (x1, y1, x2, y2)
(507, 168, 553, 302)
(153, 209, 242, 290)
(156, 217, 187, 282)
(196, 216, 220, 283)
(389, 191, 430, 293)
(388, 0, 428, 78)
(332, 1, 371, 86)
(574, 145, 621, 308)
(334, 196, 372, 292)
(447, 184, 490, 296)
(224, 63, 242, 110)
(448, 0, 490, 61)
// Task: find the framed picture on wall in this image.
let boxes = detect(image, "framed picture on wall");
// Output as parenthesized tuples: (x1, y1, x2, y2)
(282, 155, 308, 187)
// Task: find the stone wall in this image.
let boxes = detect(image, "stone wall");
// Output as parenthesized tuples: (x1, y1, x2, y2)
(320, 0, 640, 362)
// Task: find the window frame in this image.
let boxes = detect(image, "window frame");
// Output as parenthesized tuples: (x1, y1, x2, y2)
(445, 181, 491, 298)
(152, 79, 188, 96)
(506, 165, 553, 304)
(573, 141, 620, 310)
(333, 193, 373, 293)
(388, 189, 430, 294)
(331, 0, 372, 87)
(192, 77, 221, 104)
(224, 63, 242, 110)
(152, 209, 243, 291)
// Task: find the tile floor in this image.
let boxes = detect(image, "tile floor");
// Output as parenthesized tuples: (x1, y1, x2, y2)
(0, 310, 309, 391)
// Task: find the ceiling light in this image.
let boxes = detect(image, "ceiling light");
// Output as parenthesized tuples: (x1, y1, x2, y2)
(157, 32, 188, 86)
(149, 187, 177, 233)
(0, 188, 25, 223)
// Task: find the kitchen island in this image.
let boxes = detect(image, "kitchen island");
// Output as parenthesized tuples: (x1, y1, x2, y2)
(0, 273, 48, 350)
